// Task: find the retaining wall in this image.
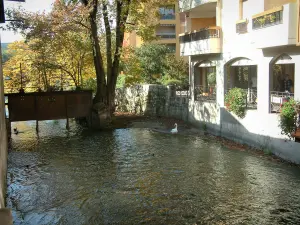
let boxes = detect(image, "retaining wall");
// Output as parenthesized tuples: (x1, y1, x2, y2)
(116, 84, 300, 164)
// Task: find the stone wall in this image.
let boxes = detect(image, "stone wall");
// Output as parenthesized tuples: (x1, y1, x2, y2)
(115, 84, 189, 121)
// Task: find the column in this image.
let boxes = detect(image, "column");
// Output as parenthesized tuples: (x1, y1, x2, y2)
(257, 58, 270, 114)
(216, 61, 225, 107)
(190, 57, 195, 102)
(294, 61, 300, 101)
(216, 0, 222, 27)
(185, 13, 191, 33)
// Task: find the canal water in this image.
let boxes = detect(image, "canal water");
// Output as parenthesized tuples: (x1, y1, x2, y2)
(6, 120, 300, 225)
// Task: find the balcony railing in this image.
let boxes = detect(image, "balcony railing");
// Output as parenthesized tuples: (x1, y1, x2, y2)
(194, 85, 216, 102)
(179, 27, 220, 43)
(156, 33, 176, 39)
(252, 7, 283, 30)
(236, 20, 248, 34)
(270, 91, 294, 113)
(160, 14, 176, 20)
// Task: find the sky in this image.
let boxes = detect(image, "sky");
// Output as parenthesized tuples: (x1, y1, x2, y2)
(1, 0, 55, 43)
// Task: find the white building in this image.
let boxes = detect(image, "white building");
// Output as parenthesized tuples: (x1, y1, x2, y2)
(179, 0, 300, 163)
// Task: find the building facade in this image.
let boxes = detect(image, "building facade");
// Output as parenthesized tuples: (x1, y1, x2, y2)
(124, 3, 183, 59)
(179, 0, 300, 163)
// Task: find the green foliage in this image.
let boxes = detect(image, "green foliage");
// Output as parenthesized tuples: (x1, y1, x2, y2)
(135, 43, 170, 83)
(263, 148, 272, 155)
(116, 75, 126, 88)
(279, 99, 299, 139)
(159, 54, 189, 88)
(2, 43, 12, 63)
(2, 50, 12, 64)
(122, 43, 188, 87)
(161, 79, 183, 86)
(225, 88, 247, 118)
(207, 72, 216, 86)
(83, 78, 97, 93)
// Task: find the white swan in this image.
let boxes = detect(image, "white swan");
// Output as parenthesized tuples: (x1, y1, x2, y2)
(171, 123, 178, 134)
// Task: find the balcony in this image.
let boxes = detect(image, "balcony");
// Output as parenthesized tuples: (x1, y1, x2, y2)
(179, 0, 217, 12)
(179, 27, 222, 56)
(251, 2, 297, 49)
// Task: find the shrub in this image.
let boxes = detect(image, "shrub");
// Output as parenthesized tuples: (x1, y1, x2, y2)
(279, 99, 299, 139)
(225, 88, 247, 118)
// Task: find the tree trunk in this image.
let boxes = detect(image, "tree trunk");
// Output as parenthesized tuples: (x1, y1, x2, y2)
(88, 0, 107, 105)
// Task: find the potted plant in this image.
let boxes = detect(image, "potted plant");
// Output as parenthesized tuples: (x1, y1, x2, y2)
(225, 88, 247, 118)
(279, 99, 300, 139)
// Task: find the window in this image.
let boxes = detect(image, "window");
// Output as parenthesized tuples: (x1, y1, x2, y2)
(159, 5, 175, 20)
(194, 67, 217, 102)
(165, 44, 176, 53)
(156, 24, 176, 39)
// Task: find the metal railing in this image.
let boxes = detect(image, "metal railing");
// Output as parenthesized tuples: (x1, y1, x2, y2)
(252, 10, 283, 30)
(244, 88, 257, 109)
(179, 27, 221, 43)
(270, 91, 294, 113)
(194, 85, 216, 102)
(156, 34, 176, 39)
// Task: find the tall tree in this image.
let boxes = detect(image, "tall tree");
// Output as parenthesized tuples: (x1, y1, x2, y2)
(7, 0, 176, 119)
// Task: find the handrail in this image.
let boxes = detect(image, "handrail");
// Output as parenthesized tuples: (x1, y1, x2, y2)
(179, 26, 221, 36)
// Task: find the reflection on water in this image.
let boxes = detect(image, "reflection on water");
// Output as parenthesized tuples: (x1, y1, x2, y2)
(7, 120, 300, 225)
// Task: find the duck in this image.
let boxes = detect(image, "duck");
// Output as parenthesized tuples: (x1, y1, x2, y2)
(171, 123, 178, 134)
(13, 128, 19, 135)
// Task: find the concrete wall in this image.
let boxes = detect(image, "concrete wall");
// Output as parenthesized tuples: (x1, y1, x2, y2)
(183, 0, 300, 163)
(220, 108, 300, 163)
(0, 44, 8, 209)
(191, 17, 216, 30)
(264, 0, 295, 10)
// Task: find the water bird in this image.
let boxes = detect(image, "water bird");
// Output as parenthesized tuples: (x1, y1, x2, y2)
(171, 123, 178, 134)
(13, 128, 19, 135)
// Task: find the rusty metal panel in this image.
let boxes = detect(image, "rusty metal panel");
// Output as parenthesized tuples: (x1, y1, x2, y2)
(36, 94, 67, 120)
(67, 92, 92, 118)
(8, 95, 36, 122)
(6, 91, 93, 122)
